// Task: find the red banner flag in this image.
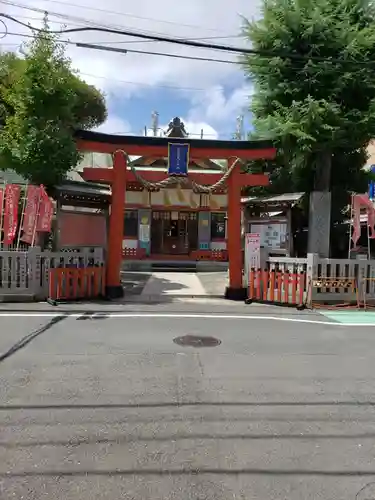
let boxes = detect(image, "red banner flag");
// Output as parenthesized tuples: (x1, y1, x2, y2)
(0, 187, 4, 222)
(3, 184, 21, 245)
(36, 185, 53, 233)
(21, 185, 41, 244)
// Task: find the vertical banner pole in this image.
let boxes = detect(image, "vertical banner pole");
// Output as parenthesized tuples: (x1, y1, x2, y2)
(348, 194, 353, 259)
(0, 180, 6, 249)
(31, 186, 43, 247)
(16, 183, 28, 251)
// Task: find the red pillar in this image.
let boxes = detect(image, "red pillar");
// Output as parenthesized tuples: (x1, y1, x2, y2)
(106, 150, 126, 298)
(225, 159, 244, 300)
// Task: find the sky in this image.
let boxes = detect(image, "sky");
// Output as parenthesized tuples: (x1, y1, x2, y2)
(0, 0, 261, 140)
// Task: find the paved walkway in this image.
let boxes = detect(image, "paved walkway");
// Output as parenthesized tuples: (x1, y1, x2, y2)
(121, 271, 228, 297)
(320, 310, 375, 325)
(141, 272, 208, 296)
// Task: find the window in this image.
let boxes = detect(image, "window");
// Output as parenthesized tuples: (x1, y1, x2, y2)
(211, 212, 226, 239)
(123, 210, 138, 237)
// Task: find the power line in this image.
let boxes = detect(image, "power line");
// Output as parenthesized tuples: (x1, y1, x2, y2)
(0, 0, 237, 43)
(2, 12, 375, 68)
(3, 0, 231, 33)
(0, 1, 243, 52)
(76, 42, 238, 64)
(1, 31, 240, 65)
(0, 0, 191, 40)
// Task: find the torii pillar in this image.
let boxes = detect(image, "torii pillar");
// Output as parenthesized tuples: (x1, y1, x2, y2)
(225, 158, 244, 300)
(106, 151, 127, 299)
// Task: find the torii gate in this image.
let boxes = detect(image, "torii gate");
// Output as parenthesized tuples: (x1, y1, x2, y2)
(75, 130, 276, 300)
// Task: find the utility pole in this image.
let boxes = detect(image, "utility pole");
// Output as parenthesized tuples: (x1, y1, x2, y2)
(151, 111, 159, 137)
(235, 115, 244, 140)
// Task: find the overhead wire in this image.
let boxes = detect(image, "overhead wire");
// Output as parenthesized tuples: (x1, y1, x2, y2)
(1, 12, 375, 68)
(0, 3, 245, 55)
(0, 0, 232, 33)
(0, 31, 240, 65)
(0, 0, 238, 44)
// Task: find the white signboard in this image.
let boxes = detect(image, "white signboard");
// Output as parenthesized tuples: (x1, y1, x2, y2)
(244, 233, 261, 287)
(139, 224, 150, 243)
(246, 233, 261, 269)
(250, 222, 287, 249)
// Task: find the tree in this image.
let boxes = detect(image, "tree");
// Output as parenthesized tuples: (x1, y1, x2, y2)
(241, 0, 375, 222)
(0, 17, 107, 189)
(0, 51, 24, 127)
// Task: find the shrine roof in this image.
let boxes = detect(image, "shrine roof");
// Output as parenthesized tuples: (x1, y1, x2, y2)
(75, 130, 274, 153)
(242, 192, 304, 208)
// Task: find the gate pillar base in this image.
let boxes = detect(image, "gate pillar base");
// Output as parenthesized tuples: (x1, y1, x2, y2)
(105, 285, 124, 299)
(225, 286, 247, 301)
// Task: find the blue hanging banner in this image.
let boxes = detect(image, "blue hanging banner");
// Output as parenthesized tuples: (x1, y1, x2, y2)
(168, 143, 189, 176)
(370, 181, 375, 200)
(370, 165, 375, 200)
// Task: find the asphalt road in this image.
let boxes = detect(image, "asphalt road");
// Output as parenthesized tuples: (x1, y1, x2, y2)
(1, 311, 375, 499)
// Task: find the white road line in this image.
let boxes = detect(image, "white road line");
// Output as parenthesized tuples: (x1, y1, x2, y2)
(0, 311, 371, 326)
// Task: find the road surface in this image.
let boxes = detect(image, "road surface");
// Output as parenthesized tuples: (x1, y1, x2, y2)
(0, 307, 375, 499)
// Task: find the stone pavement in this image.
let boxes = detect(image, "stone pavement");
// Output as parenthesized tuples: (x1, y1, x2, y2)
(121, 271, 228, 297)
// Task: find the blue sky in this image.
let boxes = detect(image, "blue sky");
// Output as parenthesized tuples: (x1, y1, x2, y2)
(104, 84, 254, 139)
(1, 0, 260, 140)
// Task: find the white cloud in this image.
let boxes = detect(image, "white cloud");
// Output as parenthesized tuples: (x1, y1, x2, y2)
(187, 85, 253, 133)
(94, 115, 131, 134)
(1, 0, 260, 132)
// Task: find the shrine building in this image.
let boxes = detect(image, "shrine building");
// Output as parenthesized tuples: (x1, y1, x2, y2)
(76, 116, 274, 298)
(79, 118, 230, 261)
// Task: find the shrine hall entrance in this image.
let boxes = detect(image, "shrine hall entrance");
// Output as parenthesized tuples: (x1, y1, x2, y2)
(151, 210, 198, 255)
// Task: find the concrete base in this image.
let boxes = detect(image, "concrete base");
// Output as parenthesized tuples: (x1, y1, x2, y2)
(0, 293, 35, 303)
(105, 285, 124, 300)
(224, 286, 247, 301)
(122, 260, 228, 272)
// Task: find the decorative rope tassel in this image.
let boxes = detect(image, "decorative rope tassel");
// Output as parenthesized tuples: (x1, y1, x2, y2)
(141, 189, 150, 206)
(163, 190, 171, 207)
(189, 190, 199, 208)
(176, 184, 186, 204)
(209, 193, 219, 210)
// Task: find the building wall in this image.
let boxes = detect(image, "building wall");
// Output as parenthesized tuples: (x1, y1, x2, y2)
(125, 189, 227, 209)
(366, 140, 375, 169)
(123, 188, 228, 254)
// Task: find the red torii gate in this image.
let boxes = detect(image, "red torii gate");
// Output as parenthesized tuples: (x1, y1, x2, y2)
(75, 130, 276, 300)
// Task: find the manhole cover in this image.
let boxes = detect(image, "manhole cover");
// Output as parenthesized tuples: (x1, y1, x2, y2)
(356, 483, 375, 499)
(173, 335, 221, 347)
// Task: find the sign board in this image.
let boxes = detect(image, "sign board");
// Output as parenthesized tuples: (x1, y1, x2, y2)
(168, 143, 189, 176)
(250, 221, 287, 249)
(244, 233, 261, 287)
(139, 224, 150, 243)
(245, 233, 261, 269)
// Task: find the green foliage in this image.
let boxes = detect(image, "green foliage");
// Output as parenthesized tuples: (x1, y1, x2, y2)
(0, 17, 107, 190)
(242, 0, 375, 219)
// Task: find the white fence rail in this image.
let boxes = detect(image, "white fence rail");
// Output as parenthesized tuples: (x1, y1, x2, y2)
(0, 247, 105, 300)
(266, 254, 375, 303)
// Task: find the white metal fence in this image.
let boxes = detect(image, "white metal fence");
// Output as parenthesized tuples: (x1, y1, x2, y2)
(0, 247, 105, 300)
(266, 254, 375, 303)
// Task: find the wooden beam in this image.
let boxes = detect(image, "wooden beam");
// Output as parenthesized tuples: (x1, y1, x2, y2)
(238, 173, 269, 187)
(82, 167, 269, 188)
(81, 168, 113, 184)
(77, 139, 276, 161)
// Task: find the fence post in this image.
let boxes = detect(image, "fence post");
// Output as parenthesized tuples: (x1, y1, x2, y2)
(28, 246, 42, 299)
(306, 253, 318, 305)
(357, 259, 367, 305)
